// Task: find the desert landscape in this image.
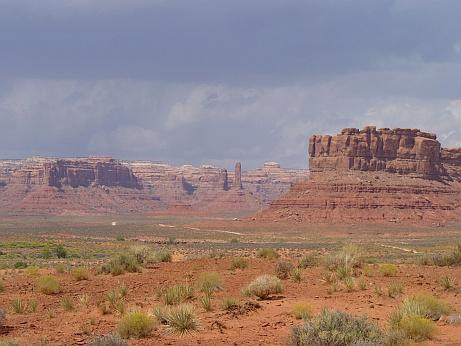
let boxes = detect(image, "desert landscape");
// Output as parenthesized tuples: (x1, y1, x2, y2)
(0, 127, 460, 345)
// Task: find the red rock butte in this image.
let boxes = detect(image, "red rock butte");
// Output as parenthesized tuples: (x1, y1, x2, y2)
(258, 126, 461, 224)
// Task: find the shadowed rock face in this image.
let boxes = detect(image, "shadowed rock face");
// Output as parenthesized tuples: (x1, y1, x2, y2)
(309, 127, 443, 178)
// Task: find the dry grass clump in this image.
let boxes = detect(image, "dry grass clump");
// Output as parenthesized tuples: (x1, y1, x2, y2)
(325, 244, 362, 279)
(290, 268, 302, 283)
(10, 299, 26, 314)
(162, 284, 194, 305)
(61, 296, 75, 311)
(54, 263, 66, 274)
(242, 275, 283, 299)
(38, 275, 61, 295)
(199, 294, 212, 312)
(389, 293, 450, 341)
(379, 263, 398, 277)
(153, 304, 198, 334)
(256, 248, 280, 260)
(291, 303, 313, 320)
(221, 298, 240, 310)
(197, 272, 222, 295)
(298, 254, 317, 269)
(274, 260, 295, 280)
(290, 309, 383, 345)
(419, 244, 461, 266)
(118, 310, 155, 339)
(439, 275, 456, 291)
(387, 282, 404, 298)
(100, 254, 142, 276)
(71, 267, 90, 281)
(230, 257, 248, 270)
(87, 334, 128, 346)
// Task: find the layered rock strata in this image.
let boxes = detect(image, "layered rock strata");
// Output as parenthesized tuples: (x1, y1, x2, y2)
(259, 127, 461, 224)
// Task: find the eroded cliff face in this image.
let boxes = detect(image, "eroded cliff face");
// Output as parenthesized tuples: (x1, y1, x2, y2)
(257, 127, 461, 224)
(0, 157, 305, 215)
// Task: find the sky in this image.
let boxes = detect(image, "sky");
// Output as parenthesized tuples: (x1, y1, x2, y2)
(0, 0, 460, 169)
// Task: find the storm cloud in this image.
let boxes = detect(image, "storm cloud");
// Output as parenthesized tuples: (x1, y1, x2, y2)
(0, 0, 460, 168)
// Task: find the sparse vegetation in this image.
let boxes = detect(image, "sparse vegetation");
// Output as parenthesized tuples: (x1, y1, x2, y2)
(197, 272, 222, 295)
(117, 310, 155, 339)
(256, 248, 279, 260)
(290, 309, 383, 345)
(395, 315, 437, 341)
(71, 267, 90, 281)
(87, 334, 128, 346)
(10, 298, 26, 314)
(390, 293, 450, 324)
(221, 298, 240, 310)
(242, 275, 283, 299)
(379, 263, 398, 277)
(163, 284, 194, 305)
(343, 276, 355, 292)
(199, 294, 212, 311)
(230, 257, 248, 270)
(78, 293, 91, 308)
(298, 254, 317, 269)
(325, 244, 362, 279)
(291, 268, 302, 283)
(55, 244, 68, 258)
(291, 303, 313, 320)
(162, 304, 198, 334)
(38, 275, 61, 295)
(274, 260, 295, 280)
(439, 275, 455, 291)
(54, 263, 66, 274)
(61, 296, 75, 311)
(387, 282, 404, 298)
(100, 254, 142, 276)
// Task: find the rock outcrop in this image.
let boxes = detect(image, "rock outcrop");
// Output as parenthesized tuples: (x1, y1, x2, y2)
(309, 127, 443, 178)
(258, 127, 461, 224)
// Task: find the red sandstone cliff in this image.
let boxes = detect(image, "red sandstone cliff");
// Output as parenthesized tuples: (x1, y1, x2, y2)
(258, 127, 461, 224)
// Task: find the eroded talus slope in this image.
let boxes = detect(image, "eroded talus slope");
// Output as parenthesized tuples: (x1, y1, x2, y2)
(258, 126, 461, 224)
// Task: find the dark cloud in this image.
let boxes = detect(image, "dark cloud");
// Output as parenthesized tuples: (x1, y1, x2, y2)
(0, 0, 460, 168)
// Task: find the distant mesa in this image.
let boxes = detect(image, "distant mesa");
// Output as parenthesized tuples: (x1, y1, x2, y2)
(257, 126, 461, 224)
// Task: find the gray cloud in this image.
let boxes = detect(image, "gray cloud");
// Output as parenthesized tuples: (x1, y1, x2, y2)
(0, 1, 460, 168)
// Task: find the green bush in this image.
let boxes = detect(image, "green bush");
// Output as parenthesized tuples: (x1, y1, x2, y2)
(242, 275, 283, 299)
(197, 272, 222, 295)
(100, 254, 142, 276)
(118, 310, 155, 339)
(290, 309, 383, 345)
(38, 275, 61, 295)
(379, 264, 398, 277)
(163, 284, 194, 305)
(291, 303, 313, 320)
(274, 260, 294, 280)
(230, 257, 248, 270)
(256, 248, 279, 260)
(13, 261, 28, 269)
(390, 293, 450, 325)
(55, 245, 68, 258)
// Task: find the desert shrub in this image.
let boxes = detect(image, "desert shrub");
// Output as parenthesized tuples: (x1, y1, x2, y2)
(393, 293, 450, 322)
(129, 246, 150, 265)
(14, 261, 28, 269)
(163, 284, 194, 305)
(55, 263, 66, 274)
(343, 277, 355, 292)
(55, 245, 68, 258)
(98, 301, 111, 315)
(25, 266, 39, 276)
(230, 257, 248, 270)
(100, 254, 141, 276)
(291, 303, 313, 320)
(10, 298, 26, 314)
(324, 244, 362, 279)
(78, 293, 91, 308)
(199, 294, 212, 311)
(116, 235, 126, 241)
(387, 282, 404, 298)
(379, 264, 398, 277)
(38, 275, 61, 295)
(106, 288, 126, 314)
(221, 298, 240, 310)
(357, 277, 367, 291)
(397, 315, 436, 341)
(439, 275, 455, 291)
(274, 260, 295, 280)
(257, 248, 279, 260)
(87, 334, 128, 346)
(118, 283, 128, 298)
(242, 275, 283, 299)
(291, 268, 302, 283)
(163, 304, 198, 334)
(290, 309, 383, 346)
(71, 267, 90, 281)
(29, 299, 38, 313)
(373, 285, 384, 297)
(422, 244, 461, 266)
(197, 272, 222, 295)
(298, 254, 317, 269)
(62, 296, 75, 311)
(0, 280, 5, 293)
(117, 310, 155, 339)
(151, 249, 172, 263)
